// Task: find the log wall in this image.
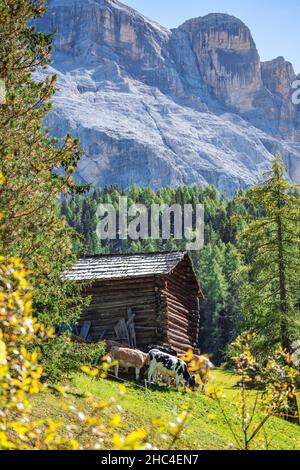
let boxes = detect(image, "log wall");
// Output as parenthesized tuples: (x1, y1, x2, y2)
(79, 276, 165, 346)
(79, 257, 200, 354)
(162, 258, 200, 355)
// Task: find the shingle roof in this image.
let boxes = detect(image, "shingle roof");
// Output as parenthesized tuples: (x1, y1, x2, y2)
(65, 252, 188, 281)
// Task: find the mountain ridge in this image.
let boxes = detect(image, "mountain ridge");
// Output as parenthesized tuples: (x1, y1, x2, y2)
(35, 0, 300, 195)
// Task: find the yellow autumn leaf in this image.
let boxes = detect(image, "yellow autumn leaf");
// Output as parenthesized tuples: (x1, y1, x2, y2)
(208, 413, 217, 421)
(80, 365, 99, 376)
(110, 415, 123, 427)
(0, 339, 7, 365)
(126, 430, 147, 445)
(69, 438, 80, 450)
(111, 433, 124, 449)
(53, 385, 66, 395)
(180, 349, 194, 362)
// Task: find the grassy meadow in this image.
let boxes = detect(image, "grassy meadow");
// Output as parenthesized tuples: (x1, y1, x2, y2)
(30, 369, 300, 450)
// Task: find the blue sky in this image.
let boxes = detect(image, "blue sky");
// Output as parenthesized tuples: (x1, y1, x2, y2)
(125, 0, 300, 74)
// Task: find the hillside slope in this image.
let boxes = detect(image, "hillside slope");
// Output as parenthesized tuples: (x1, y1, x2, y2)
(31, 370, 300, 450)
(34, 0, 300, 196)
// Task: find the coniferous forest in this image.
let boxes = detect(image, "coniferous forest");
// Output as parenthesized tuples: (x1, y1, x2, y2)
(60, 185, 240, 362)
(60, 177, 300, 363)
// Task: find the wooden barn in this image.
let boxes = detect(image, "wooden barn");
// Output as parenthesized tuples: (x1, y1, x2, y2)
(65, 252, 202, 354)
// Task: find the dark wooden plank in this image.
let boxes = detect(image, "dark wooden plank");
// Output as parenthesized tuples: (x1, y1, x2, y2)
(79, 321, 91, 340)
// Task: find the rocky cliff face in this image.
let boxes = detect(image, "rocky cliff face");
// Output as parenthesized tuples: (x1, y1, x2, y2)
(262, 56, 296, 98)
(179, 14, 262, 111)
(40, 0, 169, 67)
(260, 57, 299, 138)
(35, 0, 300, 195)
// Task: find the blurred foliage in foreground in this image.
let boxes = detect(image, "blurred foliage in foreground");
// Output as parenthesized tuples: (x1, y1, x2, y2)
(0, 256, 192, 449)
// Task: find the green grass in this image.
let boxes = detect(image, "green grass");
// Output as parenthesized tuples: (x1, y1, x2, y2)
(31, 369, 300, 450)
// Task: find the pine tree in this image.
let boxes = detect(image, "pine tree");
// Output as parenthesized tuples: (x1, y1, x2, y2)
(198, 242, 229, 360)
(130, 241, 143, 253)
(144, 238, 158, 253)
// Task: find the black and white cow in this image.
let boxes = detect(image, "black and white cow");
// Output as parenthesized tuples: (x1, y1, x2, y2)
(147, 349, 199, 390)
(143, 344, 178, 357)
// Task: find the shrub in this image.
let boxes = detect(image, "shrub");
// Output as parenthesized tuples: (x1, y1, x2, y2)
(35, 335, 105, 383)
(211, 332, 299, 450)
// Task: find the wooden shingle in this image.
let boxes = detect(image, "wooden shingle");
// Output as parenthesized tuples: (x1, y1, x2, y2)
(65, 252, 188, 282)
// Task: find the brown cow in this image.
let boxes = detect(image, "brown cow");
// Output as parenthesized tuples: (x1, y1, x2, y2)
(188, 355, 215, 392)
(109, 347, 149, 382)
(104, 339, 130, 352)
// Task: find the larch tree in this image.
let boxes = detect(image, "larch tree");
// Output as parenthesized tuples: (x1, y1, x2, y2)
(236, 156, 300, 356)
(0, 0, 88, 326)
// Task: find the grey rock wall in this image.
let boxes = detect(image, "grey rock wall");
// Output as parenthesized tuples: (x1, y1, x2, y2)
(34, 0, 300, 195)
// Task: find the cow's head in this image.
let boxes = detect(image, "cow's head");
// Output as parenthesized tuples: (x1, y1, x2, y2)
(187, 375, 200, 391)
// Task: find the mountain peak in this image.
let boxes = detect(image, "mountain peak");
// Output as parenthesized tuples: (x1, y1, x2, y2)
(35, 0, 300, 195)
(46, 0, 170, 36)
(180, 12, 247, 28)
(179, 12, 255, 48)
(39, 0, 170, 69)
(178, 12, 260, 111)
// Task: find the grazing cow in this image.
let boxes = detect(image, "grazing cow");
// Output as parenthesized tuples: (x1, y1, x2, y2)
(104, 339, 130, 352)
(96, 340, 131, 365)
(148, 349, 199, 390)
(188, 355, 215, 392)
(143, 344, 178, 357)
(109, 347, 148, 382)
